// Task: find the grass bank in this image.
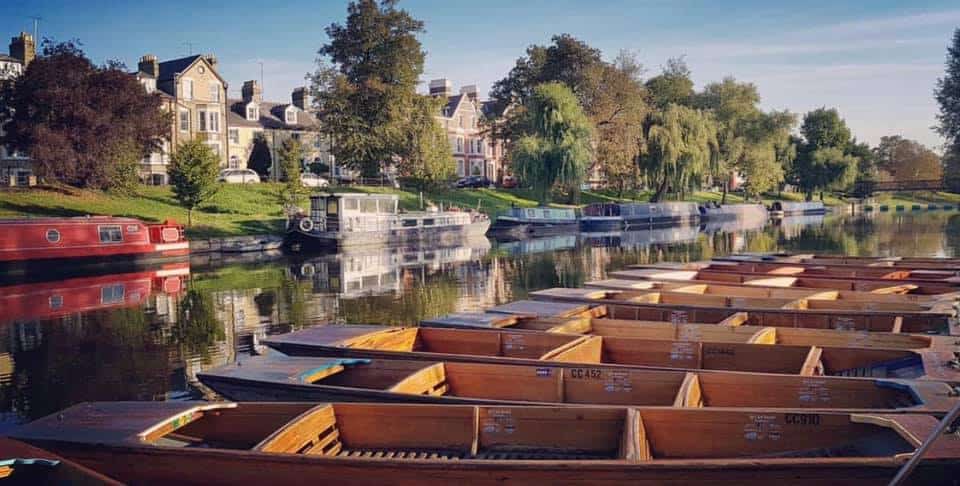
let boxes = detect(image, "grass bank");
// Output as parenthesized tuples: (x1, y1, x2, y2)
(3, 184, 958, 238)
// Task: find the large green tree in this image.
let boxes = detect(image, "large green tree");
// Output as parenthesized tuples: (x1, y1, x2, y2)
(1, 40, 169, 189)
(399, 95, 455, 187)
(276, 138, 307, 215)
(489, 36, 649, 192)
(935, 28, 960, 189)
(639, 103, 719, 201)
(168, 138, 220, 226)
(645, 58, 695, 110)
(791, 108, 860, 200)
(510, 83, 594, 203)
(310, 0, 427, 177)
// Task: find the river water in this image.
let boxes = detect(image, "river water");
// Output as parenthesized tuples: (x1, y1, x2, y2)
(0, 211, 958, 429)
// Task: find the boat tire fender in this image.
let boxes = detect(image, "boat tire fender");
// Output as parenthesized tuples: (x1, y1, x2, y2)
(299, 218, 315, 232)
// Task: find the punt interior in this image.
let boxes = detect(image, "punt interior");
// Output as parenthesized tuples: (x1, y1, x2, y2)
(24, 401, 932, 461)
(205, 354, 952, 411)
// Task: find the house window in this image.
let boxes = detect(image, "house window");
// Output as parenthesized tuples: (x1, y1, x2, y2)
(101, 284, 125, 304)
(98, 225, 123, 243)
(179, 110, 190, 132)
(228, 128, 239, 144)
(182, 78, 193, 100)
(46, 229, 60, 243)
(478, 139, 485, 154)
(199, 109, 219, 132)
(286, 109, 297, 124)
(456, 137, 463, 153)
(459, 116, 463, 128)
(209, 83, 220, 102)
(246, 105, 258, 121)
(207, 142, 221, 157)
(229, 155, 239, 168)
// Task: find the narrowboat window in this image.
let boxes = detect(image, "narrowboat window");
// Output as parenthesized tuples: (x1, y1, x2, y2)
(360, 199, 378, 213)
(423, 219, 435, 226)
(327, 199, 340, 214)
(342, 199, 357, 211)
(378, 201, 393, 213)
(126, 225, 139, 233)
(402, 219, 418, 227)
(101, 284, 125, 304)
(99, 225, 123, 243)
(49, 295, 63, 310)
(46, 229, 60, 243)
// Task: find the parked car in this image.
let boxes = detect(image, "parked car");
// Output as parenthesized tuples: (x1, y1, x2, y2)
(500, 175, 518, 188)
(218, 169, 261, 184)
(301, 174, 330, 188)
(455, 176, 493, 188)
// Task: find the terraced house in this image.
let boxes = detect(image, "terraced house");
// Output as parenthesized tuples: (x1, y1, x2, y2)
(0, 32, 35, 186)
(226, 80, 331, 180)
(430, 79, 505, 182)
(135, 53, 229, 184)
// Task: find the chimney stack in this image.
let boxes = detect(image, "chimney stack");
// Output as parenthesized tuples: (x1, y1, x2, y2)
(138, 54, 159, 77)
(203, 53, 218, 69)
(460, 85, 478, 102)
(292, 87, 312, 111)
(9, 32, 35, 68)
(429, 78, 453, 97)
(242, 80, 262, 104)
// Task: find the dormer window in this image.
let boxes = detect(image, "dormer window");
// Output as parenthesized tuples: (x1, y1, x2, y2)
(246, 103, 259, 121)
(285, 107, 298, 125)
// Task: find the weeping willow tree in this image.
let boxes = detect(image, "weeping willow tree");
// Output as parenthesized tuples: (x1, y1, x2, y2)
(639, 104, 719, 201)
(510, 82, 595, 204)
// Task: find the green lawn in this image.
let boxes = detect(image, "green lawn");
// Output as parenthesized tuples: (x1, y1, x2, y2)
(3, 183, 958, 238)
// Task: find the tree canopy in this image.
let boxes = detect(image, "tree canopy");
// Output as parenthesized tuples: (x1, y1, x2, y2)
(168, 138, 220, 226)
(1, 40, 169, 189)
(873, 136, 942, 181)
(311, 0, 432, 177)
(639, 103, 719, 201)
(936, 28, 960, 189)
(510, 83, 594, 203)
(398, 94, 455, 187)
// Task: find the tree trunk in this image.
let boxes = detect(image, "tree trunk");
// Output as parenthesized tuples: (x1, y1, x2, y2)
(819, 191, 824, 201)
(804, 191, 813, 202)
(650, 178, 669, 202)
(721, 180, 728, 205)
(187, 208, 193, 227)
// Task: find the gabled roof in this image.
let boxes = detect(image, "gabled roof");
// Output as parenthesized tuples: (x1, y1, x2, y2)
(226, 98, 320, 131)
(441, 94, 464, 118)
(158, 55, 202, 81)
(0, 54, 22, 64)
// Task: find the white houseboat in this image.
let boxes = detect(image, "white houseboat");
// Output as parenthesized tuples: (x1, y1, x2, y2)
(287, 193, 490, 250)
(769, 201, 827, 217)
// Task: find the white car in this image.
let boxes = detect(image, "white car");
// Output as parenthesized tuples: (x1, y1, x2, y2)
(301, 173, 330, 188)
(218, 169, 261, 184)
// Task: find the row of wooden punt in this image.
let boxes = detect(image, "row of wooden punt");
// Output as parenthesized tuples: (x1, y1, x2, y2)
(9, 253, 960, 484)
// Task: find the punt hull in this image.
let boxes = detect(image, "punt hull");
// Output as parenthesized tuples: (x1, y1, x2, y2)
(19, 441, 955, 486)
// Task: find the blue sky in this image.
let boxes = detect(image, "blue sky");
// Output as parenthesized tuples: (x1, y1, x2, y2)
(1, 0, 957, 149)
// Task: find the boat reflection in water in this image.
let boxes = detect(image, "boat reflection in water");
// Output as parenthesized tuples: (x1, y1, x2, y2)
(291, 237, 492, 298)
(774, 214, 827, 239)
(579, 224, 701, 249)
(0, 262, 190, 323)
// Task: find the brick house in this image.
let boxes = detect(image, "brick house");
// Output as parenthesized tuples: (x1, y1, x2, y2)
(135, 54, 229, 184)
(226, 80, 330, 180)
(430, 79, 505, 181)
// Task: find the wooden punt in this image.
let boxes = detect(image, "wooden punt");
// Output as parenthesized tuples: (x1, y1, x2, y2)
(609, 267, 960, 296)
(0, 437, 122, 485)
(582, 279, 956, 305)
(198, 352, 960, 413)
(716, 253, 960, 269)
(627, 261, 960, 286)
(529, 287, 957, 335)
(264, 325, 960, 381)
(423, 308, 958, 351)
(10, 401, 960, 485)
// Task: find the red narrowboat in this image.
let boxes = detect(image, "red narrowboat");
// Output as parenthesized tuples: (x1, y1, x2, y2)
(0, 263, 190, 323)
(0, 217, 189, 271)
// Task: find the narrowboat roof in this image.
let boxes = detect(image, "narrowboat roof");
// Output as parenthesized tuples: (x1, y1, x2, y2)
(485, 300, 594, 318)
(265, 324, 396, 348)
(0, 216, 148, 225)
(308, 192, 399, 200)
(9, 401, 236, 446)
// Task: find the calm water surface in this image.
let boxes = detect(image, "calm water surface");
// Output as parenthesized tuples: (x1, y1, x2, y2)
(1, 211, 958, 428)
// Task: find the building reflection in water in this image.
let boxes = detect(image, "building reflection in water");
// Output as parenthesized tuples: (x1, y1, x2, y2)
(2, 212, 960, 425)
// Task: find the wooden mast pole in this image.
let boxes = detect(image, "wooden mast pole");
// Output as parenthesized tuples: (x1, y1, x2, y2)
(888, 392, 960, 486)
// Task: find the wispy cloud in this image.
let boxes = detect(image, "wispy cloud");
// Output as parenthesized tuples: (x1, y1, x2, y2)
(803, 9, 960, 36)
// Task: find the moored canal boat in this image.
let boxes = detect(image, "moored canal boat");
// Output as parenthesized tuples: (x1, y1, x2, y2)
(579, 202, 699, 231)
(198, 352, 959, 413)
(768, 201, 827, 217)
(287, 193, 489, 250)
(489, 206, 578, 237)
(0, 216, 188, 271)
(263, 325, 960, 381)
(11, 401, 960, 485)
(697, 203, 768, 222)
